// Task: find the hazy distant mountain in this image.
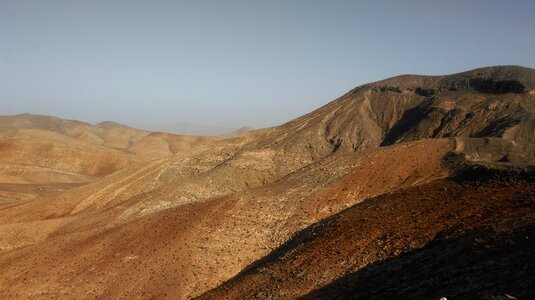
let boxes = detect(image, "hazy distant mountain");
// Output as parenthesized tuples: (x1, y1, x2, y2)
(225, 126, 255, 137)
(94, 121, 132, 129)
(133, 121, 237, 136)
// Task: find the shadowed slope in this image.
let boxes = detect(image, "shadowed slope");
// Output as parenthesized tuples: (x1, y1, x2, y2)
(199, 166, 535, 299)
(305, 223, 533, 299)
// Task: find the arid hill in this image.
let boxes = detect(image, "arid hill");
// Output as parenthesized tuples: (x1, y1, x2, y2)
(252, 65, 535, 164)
(0, 66, 534, 299)
(0, 114, 219, 203)
(0, 113, 220, 161)
(200, 164, 534, 299)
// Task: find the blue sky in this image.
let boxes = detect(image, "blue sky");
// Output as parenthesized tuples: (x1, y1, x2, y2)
(1, 0, 534, 132)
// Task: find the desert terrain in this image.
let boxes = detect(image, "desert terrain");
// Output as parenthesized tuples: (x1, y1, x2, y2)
(0, 66, 534, 299)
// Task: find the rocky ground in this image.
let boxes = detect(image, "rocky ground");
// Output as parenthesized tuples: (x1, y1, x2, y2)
(200, 165, 534, 299)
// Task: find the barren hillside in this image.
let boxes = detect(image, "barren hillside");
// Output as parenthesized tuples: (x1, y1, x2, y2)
(0, 66, 534, 299)
(0, 114, 220, 203)
(200, 164, 534, 299)
(252, 66, 535, 164)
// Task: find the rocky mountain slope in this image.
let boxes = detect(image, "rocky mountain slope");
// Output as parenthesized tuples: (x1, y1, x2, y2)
(253, 65, 534, 163)
(0, 66, 534, 299)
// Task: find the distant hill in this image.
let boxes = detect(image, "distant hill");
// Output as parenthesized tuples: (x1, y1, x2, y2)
(225, 126, 255, 137)
(0, 113, 219, 202)
(95, 121, 132, 129)
(134, 121, 235, 136)
(0, 113, 221, 159)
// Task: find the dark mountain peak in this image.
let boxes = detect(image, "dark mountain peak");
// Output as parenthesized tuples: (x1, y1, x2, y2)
(360, 65, 535, 96)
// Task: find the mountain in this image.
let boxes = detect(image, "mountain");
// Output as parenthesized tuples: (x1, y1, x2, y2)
(226, 126, 256, 136)
(0, 66, 534, 299)
(0, 113, 218, 203)
(0, 113, 221, 158)
(133, 121, 235, 136)
(251, 65, 534, 164)
(95, 121, 132, 129)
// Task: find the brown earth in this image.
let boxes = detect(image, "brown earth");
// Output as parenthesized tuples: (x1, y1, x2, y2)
(0, 139, 452, 297)
(200, 166, 534, 299)
(0, 66, 534, 299)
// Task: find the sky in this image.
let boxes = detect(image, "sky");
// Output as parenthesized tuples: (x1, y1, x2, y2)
(1, 0, 535, 133)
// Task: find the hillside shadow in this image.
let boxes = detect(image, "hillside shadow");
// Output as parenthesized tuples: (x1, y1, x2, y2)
(303, 224, 535, 300)
(380, 99, 437, 146)
(468, 78, 526, 94)
(235, 216, 337, 277)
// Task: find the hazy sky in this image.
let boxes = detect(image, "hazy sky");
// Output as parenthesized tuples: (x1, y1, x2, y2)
(1, 0, 534, 132)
